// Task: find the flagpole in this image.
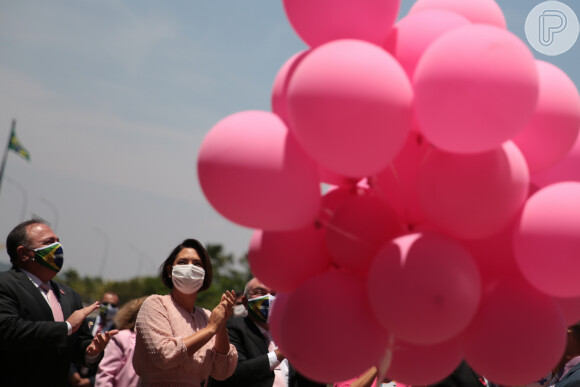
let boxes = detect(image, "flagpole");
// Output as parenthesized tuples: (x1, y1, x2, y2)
(0, 119, 16, 197)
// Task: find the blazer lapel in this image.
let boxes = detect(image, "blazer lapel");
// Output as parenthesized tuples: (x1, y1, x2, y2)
(12, 268, 55, 320)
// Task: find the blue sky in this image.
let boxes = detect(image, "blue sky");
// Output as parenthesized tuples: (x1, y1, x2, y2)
(0, 0, 578, 280)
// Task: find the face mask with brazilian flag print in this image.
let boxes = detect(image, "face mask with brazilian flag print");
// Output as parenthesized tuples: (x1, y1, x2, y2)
(247, 294, 275, 323)
(33, 242, 64, 272)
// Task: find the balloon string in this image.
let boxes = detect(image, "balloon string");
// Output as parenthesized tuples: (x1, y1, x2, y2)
(376, 333, 395, 385)
(316, 215, 376, 249)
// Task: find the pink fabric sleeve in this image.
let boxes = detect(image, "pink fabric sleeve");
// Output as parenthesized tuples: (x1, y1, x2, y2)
(209, 343, 238, 381)
(95, 334, 125, 387)
(135, 295, 189, 370)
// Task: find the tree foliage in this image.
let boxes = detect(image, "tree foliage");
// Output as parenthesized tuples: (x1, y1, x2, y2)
(56, 243, 251, 310)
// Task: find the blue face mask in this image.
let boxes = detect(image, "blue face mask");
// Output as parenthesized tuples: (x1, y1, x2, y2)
(32, 242, 64, 272)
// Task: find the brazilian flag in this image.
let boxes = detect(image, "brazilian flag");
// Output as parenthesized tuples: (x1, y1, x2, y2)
(8, 123, 30, 161)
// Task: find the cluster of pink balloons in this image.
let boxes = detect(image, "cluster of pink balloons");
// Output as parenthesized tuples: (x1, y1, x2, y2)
(197, 0, 580, 385)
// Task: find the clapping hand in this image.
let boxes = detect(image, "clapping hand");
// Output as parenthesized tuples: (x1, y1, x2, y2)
(86, 329, 119, 356)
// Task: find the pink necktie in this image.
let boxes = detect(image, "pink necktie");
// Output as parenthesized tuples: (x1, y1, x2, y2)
(40, 283, 64, 321)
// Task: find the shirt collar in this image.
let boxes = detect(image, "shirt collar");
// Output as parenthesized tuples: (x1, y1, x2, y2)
(562, 356, 580, 379)
(20, 268, 44, 288)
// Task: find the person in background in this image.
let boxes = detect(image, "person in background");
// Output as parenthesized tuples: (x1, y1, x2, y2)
(0, 219, 116, 386)
(90, 292, 120, 336)
(70, 291, 121, 386)
(553, 322, 580, 387)
(232, 289, 248, 318)
(95, 296, 148, 387)
(132, 238, 238, 386)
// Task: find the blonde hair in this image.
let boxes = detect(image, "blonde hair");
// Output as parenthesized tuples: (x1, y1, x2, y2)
(114, 296, 148, 331)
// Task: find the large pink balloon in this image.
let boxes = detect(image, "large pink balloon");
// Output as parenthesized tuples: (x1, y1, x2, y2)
(417, 142, 529, 239)
(384, 9, 470, 79)
(369, 132, 430, 228)
(269, 292, 290, 355)
(532, 132, 580, 187)
(514, 182, 580, 297)
(409, 0, 506, 28)
(326, 193, 404, 274)
(386, 339, 464, 385)
(281, 270, 390, 383)
(197, 110, 321, 230)
(282, 0, 400, 48)
(368, 233, 481, 345)
(463, 277, 566, 386)
(287, 39, 413, 178)
(512, 61, 580, 174)
(414, 25, 538, 154)
(248, 224, 332, 293)
(271, 51, 353, 186)
(553, 295, 580, 326)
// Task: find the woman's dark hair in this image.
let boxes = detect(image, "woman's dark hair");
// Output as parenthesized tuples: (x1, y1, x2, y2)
(159, 239, 213, 292)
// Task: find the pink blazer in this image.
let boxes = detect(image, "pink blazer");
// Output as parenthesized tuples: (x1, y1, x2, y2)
(96, 329, 139, 387)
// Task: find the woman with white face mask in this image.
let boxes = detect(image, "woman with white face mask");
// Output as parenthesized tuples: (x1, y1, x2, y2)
(133, 239, 238, 387)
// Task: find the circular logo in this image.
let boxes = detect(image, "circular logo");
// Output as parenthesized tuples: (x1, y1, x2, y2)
(525, 1, 579, 56)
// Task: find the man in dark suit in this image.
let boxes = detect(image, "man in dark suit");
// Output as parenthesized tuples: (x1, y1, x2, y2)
(0, 219, 117, 386)
(209, 277, 324, 387)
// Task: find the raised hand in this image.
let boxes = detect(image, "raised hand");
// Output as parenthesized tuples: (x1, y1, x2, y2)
(86, 329, 119, 356)
(209, 290, 236, 331)
(66, 301, 99, 333)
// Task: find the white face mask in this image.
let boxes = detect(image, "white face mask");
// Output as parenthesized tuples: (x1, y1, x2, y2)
(233, 304, 248, 318)
(171, 264, 205, 294)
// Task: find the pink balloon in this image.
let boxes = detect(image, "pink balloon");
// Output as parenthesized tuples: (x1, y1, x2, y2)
(409, 0, 506, 28)
(460, 216, 521, 285)
(248, 224, 332, 293)
(271, 50, 308, 127)
(326, 193, 404, 275)
(384, 10, 470, 79)
(369, 132, 430, 228)
(269, 292, 291, 355)
(386, 339, 464, 385)
(463, 277, 566, 386)
(417, 142, 530, 239)
(287, 39, 413, 178)
(532, 132, 580, 187)
(282, 0, 400, 48)
(514, 182, 580, 297)
(368, 233, 481, 345)
(512, 61, 580, 174)
(319, 184, 366, 226)
(414, 25, 538, 154)
(197, 110, 321, 230)
(553, 295, 580, 326)
(281, 270, 390, 383)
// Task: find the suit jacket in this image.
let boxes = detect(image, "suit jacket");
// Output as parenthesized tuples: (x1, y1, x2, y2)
(556, 361, 580, 387)
(209, 316, 275, 387)
(0, 267, 95, 386)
